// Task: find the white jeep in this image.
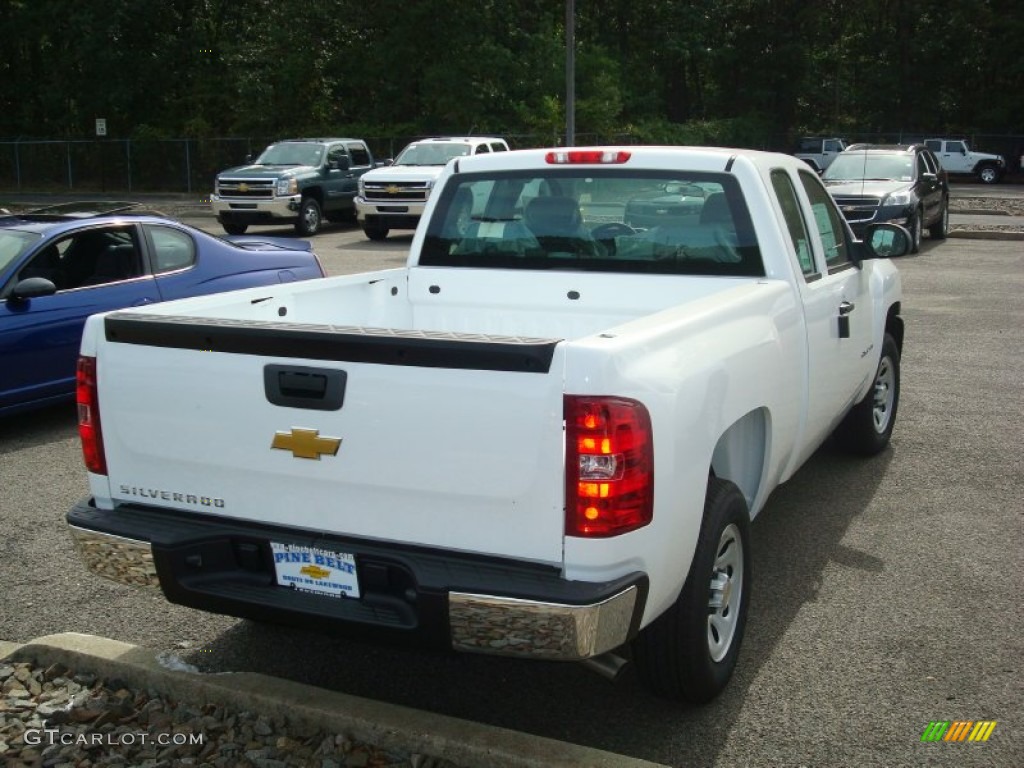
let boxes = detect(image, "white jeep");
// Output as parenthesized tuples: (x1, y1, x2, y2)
(924, 139, 1005, 184)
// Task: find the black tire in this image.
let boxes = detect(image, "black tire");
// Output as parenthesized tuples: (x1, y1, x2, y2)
(977, 164, 999, 184)
(363, 224, 389, 241)
(221, 220, 248, 236)
(907, 209, 922, 253)
(632, 477, 751, 704)
(295, 197, 322, 236)
(928, 201, 948, 240)
(833, 332, 900, 456)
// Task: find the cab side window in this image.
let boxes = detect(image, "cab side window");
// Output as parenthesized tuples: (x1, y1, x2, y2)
(347, 143, 371, 167)
(770, 169, 816, 278)
(474, 143, 491, 154)
(916, 153, 929, 179)
(327, 145, 348, 165)
(798, 170, 853, 270)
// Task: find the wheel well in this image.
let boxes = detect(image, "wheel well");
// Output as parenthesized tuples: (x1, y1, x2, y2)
(710, 408, 768, 514)
(886, 303, 904, 354)
(302, 188, 324, 205)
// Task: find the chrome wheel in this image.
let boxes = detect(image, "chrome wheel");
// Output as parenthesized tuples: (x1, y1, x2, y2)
(834, 333, 900, 455)
(632, 478, 751, 703)
(872, 354, 896, 434)
(979, 165, 998, 184)
(707, 522, 744, 662)
(296, 198, 322, 236)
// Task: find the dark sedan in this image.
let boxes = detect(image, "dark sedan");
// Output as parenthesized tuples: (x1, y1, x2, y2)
(0, 204, 325, 416)
(822, 144, 948, 253)
(623, 182, 707, 230)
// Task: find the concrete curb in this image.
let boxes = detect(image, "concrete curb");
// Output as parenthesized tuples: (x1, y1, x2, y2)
(2, 632, 669, 768)
(952, 208, 1011, 216)
(947, 229, 1024, 241)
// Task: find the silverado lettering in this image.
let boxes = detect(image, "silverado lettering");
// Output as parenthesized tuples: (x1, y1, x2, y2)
(118, 485, 225, 508)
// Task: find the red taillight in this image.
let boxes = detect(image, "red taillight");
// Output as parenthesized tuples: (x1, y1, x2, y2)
(76, 356, 107, 475)
(565, 396, 653, 537)
(545, 150, 631, 165)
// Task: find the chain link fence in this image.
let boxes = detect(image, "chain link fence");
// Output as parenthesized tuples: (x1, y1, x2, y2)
(0, 133, 633, 195)
(5, 132, 1016, 195)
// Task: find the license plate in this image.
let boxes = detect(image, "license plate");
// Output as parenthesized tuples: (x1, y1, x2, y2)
(270, 543, 359, 599)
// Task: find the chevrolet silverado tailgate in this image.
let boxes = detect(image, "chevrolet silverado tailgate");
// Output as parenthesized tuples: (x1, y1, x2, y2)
(93, 312, 567, 565)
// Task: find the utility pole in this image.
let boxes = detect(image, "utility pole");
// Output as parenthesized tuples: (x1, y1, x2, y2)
(565, 0, 575, 147)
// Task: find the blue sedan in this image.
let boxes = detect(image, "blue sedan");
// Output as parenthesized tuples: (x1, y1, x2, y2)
(0, 204, 326, 416)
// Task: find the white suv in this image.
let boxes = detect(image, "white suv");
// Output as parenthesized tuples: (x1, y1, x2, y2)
(794, 137, 849, 172)
(355, 137, 509, 240)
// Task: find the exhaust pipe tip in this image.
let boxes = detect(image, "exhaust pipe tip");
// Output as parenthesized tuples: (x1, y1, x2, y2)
(580, 651, 629, 682)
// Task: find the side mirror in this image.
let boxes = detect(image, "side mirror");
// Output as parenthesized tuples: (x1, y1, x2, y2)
(329, 156, 350, 171)
(859, 223, 911, 261)
(922, 172, 937, 181)
(9, 276, 58, 301)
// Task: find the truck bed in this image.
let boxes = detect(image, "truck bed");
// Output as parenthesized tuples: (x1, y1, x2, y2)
(85, 265, 759, 566)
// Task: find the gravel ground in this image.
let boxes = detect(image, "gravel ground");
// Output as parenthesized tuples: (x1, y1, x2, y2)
(0, 661, 454, 768)
(949, 195, 1024, 232)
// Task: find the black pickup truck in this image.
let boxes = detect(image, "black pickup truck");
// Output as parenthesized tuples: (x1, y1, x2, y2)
(212, 138, 377, 236)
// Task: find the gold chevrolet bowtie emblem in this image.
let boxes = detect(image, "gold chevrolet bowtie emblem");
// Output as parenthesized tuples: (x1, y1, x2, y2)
(386, 184, 400, 195)
(300, 565, 331, 580)
(271, 428, 342, 460)
(238, 183, 249, 192)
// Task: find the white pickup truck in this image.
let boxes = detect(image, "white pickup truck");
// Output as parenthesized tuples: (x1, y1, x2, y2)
(67, 147, 909, 703)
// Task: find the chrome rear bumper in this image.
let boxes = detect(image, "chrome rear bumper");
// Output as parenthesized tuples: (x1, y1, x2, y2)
(449, 587, 638, 660)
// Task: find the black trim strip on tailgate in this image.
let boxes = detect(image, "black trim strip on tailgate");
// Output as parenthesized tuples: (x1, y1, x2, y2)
(103, 312, 559, 373)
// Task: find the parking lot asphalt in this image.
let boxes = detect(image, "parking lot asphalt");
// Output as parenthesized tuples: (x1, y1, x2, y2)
(1, 211, 1022, 766)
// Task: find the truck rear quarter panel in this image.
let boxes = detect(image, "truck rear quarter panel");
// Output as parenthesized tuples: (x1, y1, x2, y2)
(560, 279, 804, 624)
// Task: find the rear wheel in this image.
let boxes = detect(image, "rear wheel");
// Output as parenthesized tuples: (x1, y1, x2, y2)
(295, 197, 322, 236)
(928, 201, 948, 240)
(908, 209, 922, 253)
(833, 332, 900, 455)
(363, 224, 389, 241)
(221, 220, 248, 236)
(632, 477, 751, 704)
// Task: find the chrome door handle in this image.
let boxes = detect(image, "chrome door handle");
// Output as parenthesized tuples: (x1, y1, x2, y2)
(839, 301, 855, 316)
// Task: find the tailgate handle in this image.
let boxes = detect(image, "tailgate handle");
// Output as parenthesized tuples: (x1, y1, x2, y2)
(264, 365, 346, 411)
